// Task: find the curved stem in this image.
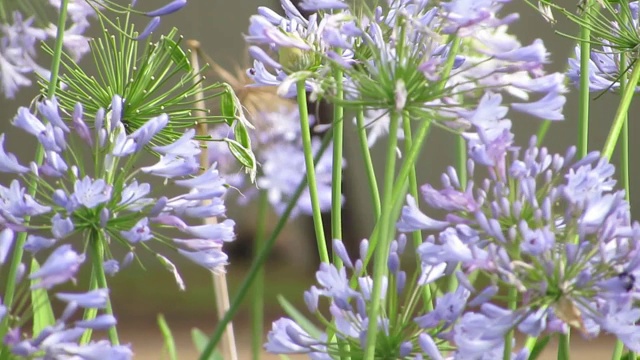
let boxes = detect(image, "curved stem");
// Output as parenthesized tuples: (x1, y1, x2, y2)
(602, 62, 640, 160)
(251, 191, 269, 360)
(355, 107, 381, 219)
(363, 111, 399, 360)
(296, 80, 329, 263)
(331, 68, 344, 246)
(198, 129, 334, 360)
(0, 0, 69, 341)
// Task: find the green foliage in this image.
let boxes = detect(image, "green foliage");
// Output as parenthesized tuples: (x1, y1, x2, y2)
(191, 328, 224, 360)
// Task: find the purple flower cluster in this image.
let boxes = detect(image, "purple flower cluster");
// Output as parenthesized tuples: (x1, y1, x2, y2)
(0, 244, 132, 358)
(266, 238, 474, 359)
(245, 0, 355, 98)
(0, 0, 97, 98)
(209, 103, 339, 217)
(247, 0, 566, 145)
(1, 95, 235, 288)
(567, 1, 640, 93)
(398, 123, 640, 351)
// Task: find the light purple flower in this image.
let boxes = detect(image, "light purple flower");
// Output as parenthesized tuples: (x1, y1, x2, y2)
(30, 244, 85, 289)
(71, 177, 112, 209)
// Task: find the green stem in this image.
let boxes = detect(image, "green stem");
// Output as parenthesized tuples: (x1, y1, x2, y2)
(601, 62, 640, 160)
(89, 234, 119, 344)
(401, 114, 431, 312)
(456, 135, 467, 187)
(536, 120, 551, 146)
(524, 336, 538, 353)
(401, 114, 422, 251)
(363, 111, 399, 360)
(46, 0, 69, 98)
(612, 340, 624, 360)
(0, 0, 69, 343)
(199, 130, 334, 360)
(558, 332, 570, 360)
(577, 5, 591, 158)
(355, 107, 381, 219)
(295, 80, 329, 263)
(79, 269, 99, 345)
(332, 68, 344, 246)
(503, 287, 517, 360)
(251, 191, 269, 360)
(612, 34, 630, 360)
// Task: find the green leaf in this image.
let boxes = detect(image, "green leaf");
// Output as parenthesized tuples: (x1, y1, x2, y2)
(277, 295, 322, 338)
(157, 314, 178, 360)
(161, 36, 191, 73)
(220, 90, 236, 126)
(30, 259, 56, 335)
(191, 328, 224, 360)
(224, 138, 257, 182)
(233, 122, 252, 150)
(528, 335, 551, 360)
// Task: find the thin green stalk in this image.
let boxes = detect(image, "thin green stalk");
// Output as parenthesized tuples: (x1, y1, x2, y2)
(363, 111, 399, 360)
(296, 80, 329, 263)
(558, 333, 570, 360)
(90, 234, 119, 344)
(612, 341, 624, 360)
(46, 0, 69, 98)
(503, 287, 517, 360)
(401, 114, 432, 312)
(612, 40, 630, 360)
(401, 114, 423, 251)
(332, 67, 344, 245)
(199, 130, 334, 360)
(601, 62, 640, 159)
(251, 191, 269, 360)
(456, 135, 467, 187)
(0, 0, 69, 343)
(536, 120, 551, 146)
(524, 336, 537, 353)
(79, 270, 99, 345)
(577, 4, 592, 158)
(355, 107, 381, 219)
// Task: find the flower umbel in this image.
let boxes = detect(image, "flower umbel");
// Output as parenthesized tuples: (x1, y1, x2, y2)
(3, 96, 236, 287)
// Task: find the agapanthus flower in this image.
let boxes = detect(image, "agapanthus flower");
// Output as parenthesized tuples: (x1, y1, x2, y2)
(265, 238, 482, 358)
(543, 1, 640, 93)
(245, 0, 356, 99)
(0, 242, 132, 358)
(2, 96, 235, 288)
(398, 123, 640, 351)
(0, 1, 96, 98)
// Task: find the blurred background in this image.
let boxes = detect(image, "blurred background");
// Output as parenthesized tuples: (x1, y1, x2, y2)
(1, 0, 638, 358)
